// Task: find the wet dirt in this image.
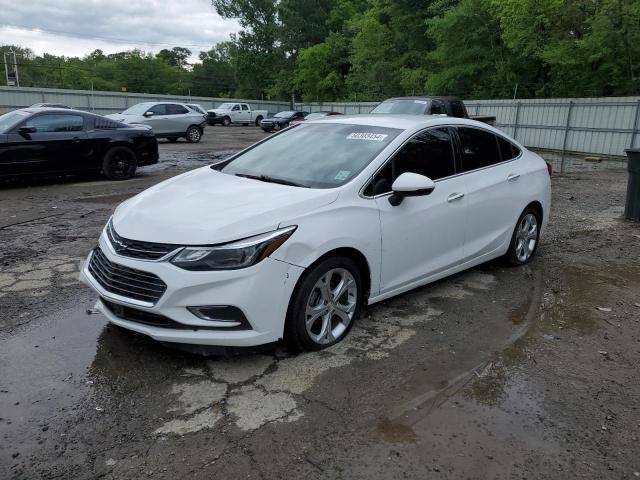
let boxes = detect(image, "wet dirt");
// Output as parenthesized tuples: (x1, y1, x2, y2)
(1, 133, 639, 479)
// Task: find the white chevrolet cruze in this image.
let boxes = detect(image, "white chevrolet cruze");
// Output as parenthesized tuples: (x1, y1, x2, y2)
(80, 115, 551, 351)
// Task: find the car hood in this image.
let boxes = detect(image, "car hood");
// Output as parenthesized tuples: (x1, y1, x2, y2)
(112, 166, 340, 245)
(207, 108, 229, 114)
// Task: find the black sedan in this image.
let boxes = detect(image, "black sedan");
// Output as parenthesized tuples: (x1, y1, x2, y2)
(0, 108, 159, 181)
(260, 111, 309, 132)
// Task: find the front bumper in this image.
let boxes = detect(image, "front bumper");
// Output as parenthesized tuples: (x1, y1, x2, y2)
(79, 231, 304, 346)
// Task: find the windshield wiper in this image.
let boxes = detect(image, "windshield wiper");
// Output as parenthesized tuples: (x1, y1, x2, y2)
(235, 173, 309, 188)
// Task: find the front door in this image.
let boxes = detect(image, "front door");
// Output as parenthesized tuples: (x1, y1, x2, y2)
(372, 127, 467, 295)
(2, 113, 88, 175)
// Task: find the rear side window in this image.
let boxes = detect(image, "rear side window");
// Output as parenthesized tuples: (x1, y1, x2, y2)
(430, 100, 446, 115)
(457, 127, 501, 172)
(364, 128, 456, 196)
(497, 136, 521, 161)
(241, 104, 249, 111)
(167, 104, 189, 115)
(450, 101, 466, 118)
(24, 114, 84, 132)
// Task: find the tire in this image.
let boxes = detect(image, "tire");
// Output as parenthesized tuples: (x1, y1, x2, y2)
(222, 116, 231, 127)
(255, 116, 263, 126)
(285, 256, 363, 352)
(185, 126, 202, 143)
(504, 207, 541, 266)
(262, 128, 273, 133)
(167, 137, 179, 143)
(102, 146, 137, 180)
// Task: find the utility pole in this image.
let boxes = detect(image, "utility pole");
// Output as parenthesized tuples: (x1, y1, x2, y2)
(4, 50, 19, 87)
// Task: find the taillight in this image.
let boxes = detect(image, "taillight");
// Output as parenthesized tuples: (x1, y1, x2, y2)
(546, 162, 553, 176)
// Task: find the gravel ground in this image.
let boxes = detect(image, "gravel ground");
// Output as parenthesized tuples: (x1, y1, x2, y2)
(0, 128, 639, 479)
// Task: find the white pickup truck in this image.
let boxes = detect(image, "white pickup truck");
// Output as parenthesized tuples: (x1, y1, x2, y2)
(206, 102, 268, 127)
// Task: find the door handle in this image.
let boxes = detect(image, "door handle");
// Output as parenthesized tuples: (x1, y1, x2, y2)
(507, 173, 520, 182)
(447, 192, 465, 203)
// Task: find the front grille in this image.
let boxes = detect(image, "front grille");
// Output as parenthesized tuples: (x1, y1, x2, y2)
(101, 299, 191, 329)
(107, 221, 178, 260)
(101, 299, 248, 331)
(88, 248, 167, 304)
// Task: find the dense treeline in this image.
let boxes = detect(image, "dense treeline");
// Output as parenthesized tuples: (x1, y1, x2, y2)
(2, 0, 639, 101)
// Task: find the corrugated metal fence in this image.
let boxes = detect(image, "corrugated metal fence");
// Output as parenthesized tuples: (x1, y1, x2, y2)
(2, 86, 639, 160)
(0, 86, 290, 117)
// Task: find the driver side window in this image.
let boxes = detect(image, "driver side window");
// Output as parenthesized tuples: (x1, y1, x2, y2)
(148, 104, 167, 115)
(24, 114, 84, 133)
(364, 128, 456, 197)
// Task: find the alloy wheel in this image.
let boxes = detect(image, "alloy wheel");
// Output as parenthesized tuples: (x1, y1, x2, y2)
(515, 213, 538, 262)
(305, 268, 357, 345)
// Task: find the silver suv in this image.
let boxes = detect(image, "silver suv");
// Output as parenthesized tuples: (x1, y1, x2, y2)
(106, 102, 207, 143)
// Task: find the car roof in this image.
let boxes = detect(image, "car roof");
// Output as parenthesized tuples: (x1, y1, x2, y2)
(381, 96, 461, 102)
(310, 114, 480, 130)
(20, 107, 90, 115)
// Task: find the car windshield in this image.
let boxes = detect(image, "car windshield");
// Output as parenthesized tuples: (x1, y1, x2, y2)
(0, 110, 30, 133)
(218, 103, 235, 109)
(121, 103, 153, 115)
(217, 123, 401, 189)
(371, 100, 427, 115)
(275, 111, 294, 118)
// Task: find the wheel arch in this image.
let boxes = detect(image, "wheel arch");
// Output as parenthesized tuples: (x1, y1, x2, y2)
(297, 247, 372, 302)
(524, 200, 543, 223)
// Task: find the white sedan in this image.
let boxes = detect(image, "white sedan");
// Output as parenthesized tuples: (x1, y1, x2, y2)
(80, 115, 551, 351)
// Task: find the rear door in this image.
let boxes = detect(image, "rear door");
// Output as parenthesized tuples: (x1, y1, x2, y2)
(2, 113, 88, 174)
(372, 127, 467, 294)
(455, 126, 524, 261)
(240, 104, 251, 122)
(166, 104, 191, 133)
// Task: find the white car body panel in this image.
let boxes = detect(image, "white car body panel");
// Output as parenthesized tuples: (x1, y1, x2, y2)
(80, 114, 551, 347)
(106, 102, 206, 137)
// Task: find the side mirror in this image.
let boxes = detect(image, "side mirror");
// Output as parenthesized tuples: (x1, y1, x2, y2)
(18, 126, 37, 137)
(143, 111, 154, 117)
(388, 172, 435, 206)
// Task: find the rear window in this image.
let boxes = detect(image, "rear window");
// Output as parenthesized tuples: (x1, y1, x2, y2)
(497, 136, 521, 161)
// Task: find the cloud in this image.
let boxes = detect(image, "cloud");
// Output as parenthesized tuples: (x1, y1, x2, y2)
(0, 0, 240, 60)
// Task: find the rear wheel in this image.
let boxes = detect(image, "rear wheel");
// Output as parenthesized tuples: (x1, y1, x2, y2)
(285, 256, 362, 351)
(102, 146, 137, 180)
(255, 116, 263, 126)
(505, 207, 541, 265)
(222, 116, 231, 127)
(185, 126, 202, 143)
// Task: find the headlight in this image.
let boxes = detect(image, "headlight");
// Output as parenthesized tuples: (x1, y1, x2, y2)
(170, 226, 296, 271)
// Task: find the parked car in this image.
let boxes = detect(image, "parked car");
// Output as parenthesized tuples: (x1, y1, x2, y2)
(186, 103, 207, 115)
(207, 102, 268, 127)
(29, 103, 71, 109)
(0, 107, 158, 180)
(106, 102, 207, 143)
(260, 111, 309, 132)
(371, 96, 496, 125)
(79, 115, 550, 352)
(290, 111, 342, 125)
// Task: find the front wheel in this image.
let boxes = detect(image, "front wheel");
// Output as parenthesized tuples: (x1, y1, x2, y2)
(222, 116, 231, 127)
(102, 147, 137, 180)
(285, 256, 363, 351)
(504, 207, 541, 265)
(185, 126, 202, 143)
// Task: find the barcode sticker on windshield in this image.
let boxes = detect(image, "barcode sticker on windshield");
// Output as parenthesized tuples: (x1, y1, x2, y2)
(347, 132, 388, 141)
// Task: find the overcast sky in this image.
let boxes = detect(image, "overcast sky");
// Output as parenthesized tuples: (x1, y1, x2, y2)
(0, 0, 240, 62)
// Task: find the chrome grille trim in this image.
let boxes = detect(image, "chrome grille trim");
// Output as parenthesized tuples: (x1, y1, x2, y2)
(106, 221, 182, 261)
(87, 248, 167, 304)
